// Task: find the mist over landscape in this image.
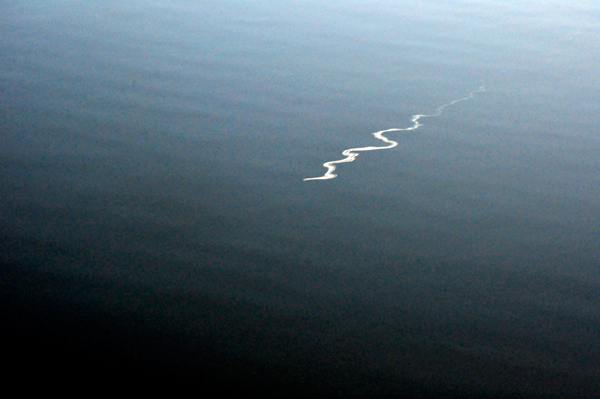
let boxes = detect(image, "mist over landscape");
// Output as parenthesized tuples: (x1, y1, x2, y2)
(2, 1, 600, 397)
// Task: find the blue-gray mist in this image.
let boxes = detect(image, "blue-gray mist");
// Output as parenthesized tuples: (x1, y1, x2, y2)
(2, 0, 599, 396)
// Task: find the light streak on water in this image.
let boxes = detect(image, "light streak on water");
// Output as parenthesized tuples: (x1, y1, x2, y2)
(304, 86, 486, 181)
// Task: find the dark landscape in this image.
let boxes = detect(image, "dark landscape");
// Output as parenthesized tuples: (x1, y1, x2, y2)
(2, 1, 600, 397)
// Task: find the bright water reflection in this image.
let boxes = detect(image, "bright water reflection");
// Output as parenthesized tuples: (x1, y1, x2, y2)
(304, 86, 486, 180)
